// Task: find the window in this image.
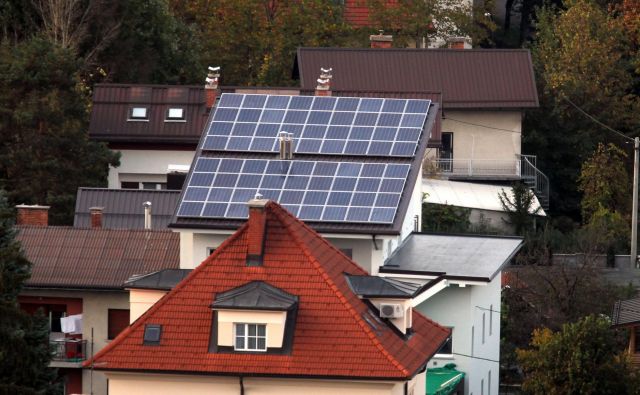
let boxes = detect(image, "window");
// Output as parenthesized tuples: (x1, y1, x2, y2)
(108, 309, 130, 340)
(234, 323, 266, 351)
(121, 181, 139, 189)
(481, 379, 484, 395)
(143, 324, 162, 345)
(488, 370, 492, 395)
(166, 108, 185, 121)
(437, 330, 453, 355)
(441, 132, 453, 160)
(129, 107, 148, 120)
(207, 247, 217, 255)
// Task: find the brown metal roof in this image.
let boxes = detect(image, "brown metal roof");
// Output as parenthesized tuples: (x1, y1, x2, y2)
(17, 226, 180, 289)
(296, 48, 539, 109)
(89, 84, 208, 144)
(74, 188, 180, 229)
(611, 298, 640, 328)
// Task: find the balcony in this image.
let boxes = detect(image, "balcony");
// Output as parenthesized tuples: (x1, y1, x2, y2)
(50, 339, 87, 367)
(425, 155, 549, 209)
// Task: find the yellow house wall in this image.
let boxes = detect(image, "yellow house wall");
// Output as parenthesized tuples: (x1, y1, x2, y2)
(105, 372, 407, 395)
(128, 289, 168, 324)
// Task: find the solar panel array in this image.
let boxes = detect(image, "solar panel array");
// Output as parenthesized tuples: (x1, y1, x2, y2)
(177, 158, 410, 224)
(201, 94, 430, 157)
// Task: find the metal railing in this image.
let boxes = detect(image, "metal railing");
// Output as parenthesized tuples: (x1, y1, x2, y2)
(430, 158, 521, 178)
(520, 155, 550, 210)
(50, 339, 87, 362)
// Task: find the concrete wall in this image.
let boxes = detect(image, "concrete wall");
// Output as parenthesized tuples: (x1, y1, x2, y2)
(415, 275, 501, 395)
(104, 372, 411, 395)
(108, 149, 195, 189)
(21, 289, 129, 395)
(440, 110, 522, 161)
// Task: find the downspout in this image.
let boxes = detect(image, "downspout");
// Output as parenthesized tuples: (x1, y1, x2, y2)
(404, 381, 408, 395)
(371, 234, 380, 250)
(239, 376, 244, 395)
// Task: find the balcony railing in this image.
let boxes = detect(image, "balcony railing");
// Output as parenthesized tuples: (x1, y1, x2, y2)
(425, 155, 550, 209)
(50, 339, 87, 362)
(428, 158, 521, 179)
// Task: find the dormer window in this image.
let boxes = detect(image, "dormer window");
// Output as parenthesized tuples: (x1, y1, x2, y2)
(234, 323, 267, 351)
(209, 281, 298, 354)
(129, 106, 148, 120)
(166, 107, 185, 121)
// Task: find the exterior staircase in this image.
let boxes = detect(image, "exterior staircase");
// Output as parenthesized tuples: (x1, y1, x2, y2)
(520, 155, 550, 210)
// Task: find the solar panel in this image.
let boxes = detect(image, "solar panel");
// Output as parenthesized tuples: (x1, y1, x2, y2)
(202, 94, 430, 158)
(177, 158, 410, 224)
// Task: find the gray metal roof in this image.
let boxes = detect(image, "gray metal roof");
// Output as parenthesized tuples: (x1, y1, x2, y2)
(381, 233, 524, 281)
(212, 281, 298, 311)
(74, 188, 180, 229)
(346, 275, 421, 298)
(125, 269, 192, 290)
(611, 298, 640, 328)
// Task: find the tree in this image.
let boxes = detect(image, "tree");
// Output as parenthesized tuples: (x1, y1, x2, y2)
(422, 202, 471, 233)
(171, 0, 356, 86)
(0, 37, 120, 225)
(523, 0, 639, 219)
(367, 0, 496, 47)
(517, 315, 640, 395)
(0, 191, 60, 394)
(498, 182, 542, 236)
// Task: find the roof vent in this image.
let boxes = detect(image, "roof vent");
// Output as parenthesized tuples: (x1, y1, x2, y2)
(380, 303, 404, 319)
(143, 201, 152, 229)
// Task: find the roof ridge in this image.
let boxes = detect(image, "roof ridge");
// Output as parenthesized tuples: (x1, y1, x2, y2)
(268, 203, 411, 377)
(85, 222, 250, 367)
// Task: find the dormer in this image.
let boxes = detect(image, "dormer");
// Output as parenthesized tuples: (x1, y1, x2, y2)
(209, 281, 298, 354)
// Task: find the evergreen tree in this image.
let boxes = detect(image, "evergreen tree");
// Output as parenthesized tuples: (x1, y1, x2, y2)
(0, 190, 59, 394)
(0, 36, 120, 225)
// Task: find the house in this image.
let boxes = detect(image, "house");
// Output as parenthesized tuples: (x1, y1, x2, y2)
(86, 198, 451, 395)
(380, 233, 524, 395)
(295, 43, 549, 215)
(74, 187, 181, 229)
(170, 90, 438, 273)
(88, 84, 209, 189)
(611, 297, 640, 367)
(15, 205, 180, 395)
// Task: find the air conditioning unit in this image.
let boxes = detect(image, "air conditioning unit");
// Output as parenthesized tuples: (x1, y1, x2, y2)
(379, 303, 404, 319)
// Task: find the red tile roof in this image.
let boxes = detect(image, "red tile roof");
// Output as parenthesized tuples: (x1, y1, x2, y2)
(88, 201, 449, 379)
(17, 226, 180, 289)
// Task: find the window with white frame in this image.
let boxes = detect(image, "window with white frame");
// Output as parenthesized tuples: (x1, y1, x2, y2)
(166, 107, 185, 121)
(234, 323, 266, 351)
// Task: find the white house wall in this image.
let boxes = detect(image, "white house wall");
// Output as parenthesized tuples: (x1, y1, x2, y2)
(108, 149, 195, 189)
(442, 110, 522, 161)
(415, 274, 501, 395)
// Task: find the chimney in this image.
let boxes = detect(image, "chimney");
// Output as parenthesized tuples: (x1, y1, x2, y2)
(447, 36, 472, 49)
(89, 207, 104, 228)
(205, 66, 220, 109)
(143, 201, 152, 229)
(279, 132, 294, 160)
(370, 30, 393, 48)
(315, 67, 333, 97)
(246, 195, 268, 266)
(16, 204, 50, 226)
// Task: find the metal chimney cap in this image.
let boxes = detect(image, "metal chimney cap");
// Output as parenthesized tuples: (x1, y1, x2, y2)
(143, 201, 152, 208)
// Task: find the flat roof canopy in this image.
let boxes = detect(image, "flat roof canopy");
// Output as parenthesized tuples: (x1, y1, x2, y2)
(424, 179, 546, 216)
(381, 233, 523, 281)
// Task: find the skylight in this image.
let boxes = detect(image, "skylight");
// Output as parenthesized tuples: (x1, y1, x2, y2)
(166, 108, 185, 120)
(130, 107, 148, 120)
(143, 324, 162, 345)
